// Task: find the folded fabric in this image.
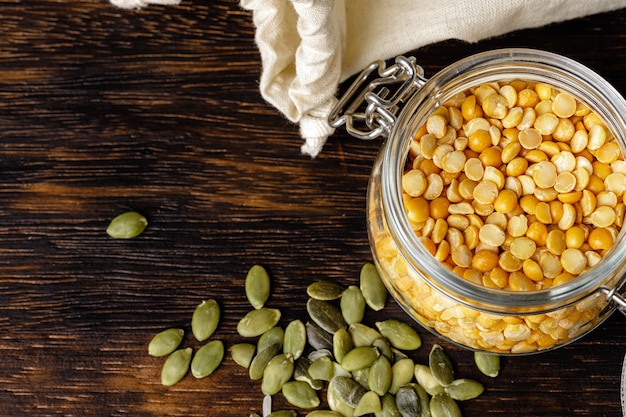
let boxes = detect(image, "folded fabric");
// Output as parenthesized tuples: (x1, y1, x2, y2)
(111, 0, 626, 157)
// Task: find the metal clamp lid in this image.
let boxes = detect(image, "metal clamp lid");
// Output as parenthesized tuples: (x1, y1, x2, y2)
(328, 56, 427, 140)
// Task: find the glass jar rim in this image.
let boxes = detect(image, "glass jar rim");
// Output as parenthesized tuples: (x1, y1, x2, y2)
(381, 48, 626, 313)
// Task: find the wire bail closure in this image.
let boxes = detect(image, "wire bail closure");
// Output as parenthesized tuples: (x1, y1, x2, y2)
(328, 56, 427, 140)
(599, 286, 626, 316)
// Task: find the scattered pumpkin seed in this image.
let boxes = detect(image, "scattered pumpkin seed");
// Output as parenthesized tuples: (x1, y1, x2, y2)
(282, 380, 320, 409)
(414, 364, 444, 396)
(349, 323, 383, 347)
(231, 343, 256, 368)
(395, 385, 422, 417)
(307, 298, 346, 335)
(306, 321, 334, 351)
(368, 355, 392, 396)
(307, 347, 333, 362)
(307, 280, 346, 300)
(245, 265, 271, 309)
(305, 411, 344, 417)
(389, 358, 415, 395)
(377, 393, 402, 417)
(474, 351, 500, 378)
(267, 411, 297, 417)
(191, 299, 220, 342)
(308, 356, 335, 381)
(341, 346, 380, 372)
(258, 326, 285, 352)
(340, 285, 366, 325)
(295, 357, 325, 390)
(444, 378, 485, 401)
(191, 340, 224, 378)
(262, 353, 295, 396)
(429, 392, 461, 417)
(284, 320, 307, 360)
(327, 382, 357, 416)
(372, 337, 393, 362)
(329, 375, 367, 408)
(354, 390, 382, 416)
(237, 308, 281, 338)
(249, 343, 281, 381)
(351, 367, 370, 390)
(360, 262, 387, 311)
(106, 211, 147, 239)
(148, 328, 184, 357)
(375, 319, 422, 351)
(411, 383, 431, 417)
(429, 344, 454, 387)
(160, 347, 192, 386)
(333, 328, 354, 365)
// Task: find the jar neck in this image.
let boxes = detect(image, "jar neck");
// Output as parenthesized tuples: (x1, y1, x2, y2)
(381, 48, 626, 314)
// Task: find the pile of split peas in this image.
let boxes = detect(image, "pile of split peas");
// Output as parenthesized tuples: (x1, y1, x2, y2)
(373, 79, 626, 353)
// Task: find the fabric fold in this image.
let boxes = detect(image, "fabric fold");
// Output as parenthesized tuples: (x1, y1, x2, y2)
(110, 0, 626, 157)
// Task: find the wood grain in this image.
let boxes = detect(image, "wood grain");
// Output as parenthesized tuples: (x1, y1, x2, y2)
(0, 1, 626, 416)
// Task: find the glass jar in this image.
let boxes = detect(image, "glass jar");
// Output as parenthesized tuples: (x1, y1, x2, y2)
(331, 49, 626, 354)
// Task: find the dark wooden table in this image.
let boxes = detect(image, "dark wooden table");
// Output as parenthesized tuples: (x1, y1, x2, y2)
(2, 1, 626, 416)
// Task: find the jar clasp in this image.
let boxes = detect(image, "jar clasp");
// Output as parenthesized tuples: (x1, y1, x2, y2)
(328, 56, 427, 140)
(599, 286, 626, 316)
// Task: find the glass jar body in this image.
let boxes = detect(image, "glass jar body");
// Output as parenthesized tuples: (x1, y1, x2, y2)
(367, 49, 626, 354)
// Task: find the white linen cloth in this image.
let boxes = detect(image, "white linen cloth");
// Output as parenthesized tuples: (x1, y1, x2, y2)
(112, 0, 626, 157)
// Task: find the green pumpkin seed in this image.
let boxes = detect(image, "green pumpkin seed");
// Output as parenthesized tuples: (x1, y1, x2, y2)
(245, 264, 271, 309)
(389, 358, 415, 395)
(327, 382, 357, 416)
(429, 392, 461, 417)
(308, 356, 335, 381)
(307, 298, 346, 334)
(474, 351, 500, 378)
(258, 326, 284, 352)
(351, 367, 370, 390)
(329, 375, 367, 408)
(411, 383, 430, 417)
(376, 393, 402, 417)
(237, 308, 281, 338)
(284, 320, 306, 360)
(106, 211, 147, 239)
(160, 347, 192, 386)
(307, 280, 346, 300)
(354, 390, 382, 416)
(340, 285, 366, 325)
(249, 343, 281, 380)
(231, 343, 256, 368)
(191, 299, 220, 342)
(414, 364, 443, 396)
(429, 345, 454, 387)
(375, 319, 422, 351)
(307, 347, 333, 362)
(282, 380, 320, 409)
(250, 414, 261, 417)
(360, 263, 387, 311)
(148, 328, 184, 357)
(295, 357, 324, 390)
(396, 385, 422, 417)
(372, 337, 393, 362)
(444, 378, 484, 401)
(191, 340, 224, 378)
(333, 328, 354, 365)
(368, 355, 392, 396)
(306, 321, 334, 351)
(262, 353, 294, 395)
(267, 411, 297, 417)
(306, 411, 344, 417)
(349, 323, 383, 347)
(341, 346, 380, 372)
